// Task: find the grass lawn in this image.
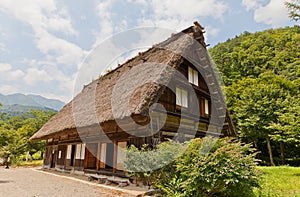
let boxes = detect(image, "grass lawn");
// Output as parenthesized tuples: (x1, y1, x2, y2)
(255, 166, 300, 197)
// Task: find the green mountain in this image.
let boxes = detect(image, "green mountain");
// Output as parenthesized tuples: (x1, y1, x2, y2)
(0, 93, 65, 116)
(27, 94, 65, 110)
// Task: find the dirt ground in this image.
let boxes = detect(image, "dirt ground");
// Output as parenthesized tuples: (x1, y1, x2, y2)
(0, 167, 146, 197)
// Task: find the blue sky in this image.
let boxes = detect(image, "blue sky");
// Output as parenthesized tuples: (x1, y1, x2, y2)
(0, 0, 296, 102)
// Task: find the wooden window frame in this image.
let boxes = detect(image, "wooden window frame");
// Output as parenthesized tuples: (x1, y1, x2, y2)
(188, 66, 199, 86)
(176, 87, 188, 108)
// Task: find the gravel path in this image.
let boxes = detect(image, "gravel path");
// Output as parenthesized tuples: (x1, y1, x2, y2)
(0, 167, 142, 197)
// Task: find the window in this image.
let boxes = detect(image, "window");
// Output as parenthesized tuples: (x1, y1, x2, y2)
(66, 145, 72, 159)
(204, 99, 209, 115)
(75, 144, 81, 159)
(81, 144, 85, 160)
(176, 87, 188, 108)
(75, 144, 86, 160)
(58, 150, 62, 159)
(188, 66, 198, 86)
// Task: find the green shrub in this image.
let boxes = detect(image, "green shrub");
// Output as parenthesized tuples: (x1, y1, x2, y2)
(124, 137, 261, 196)
(124, 140, 183, 186)
(173, 138, 261, 197)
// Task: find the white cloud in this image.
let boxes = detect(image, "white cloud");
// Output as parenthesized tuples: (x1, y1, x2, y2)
(23, 68, 52, 85)
(0, 42, 7, 52)
(93, 0, 115, 47)
(35, 30, 85, 66)
(0, 63, 11, 72)
(0, 0, 77, 36)
(126, 0, 147, 5)
(0, 85, 19, 95)
(205, 26, 220, 42)
(138, 18, 192, 31)
(23, 63, 75, 89)
(150, 0, 228, 20)
(254, 0, 290, 27)
(242, 0, 291, 27)
(10, 70, 25, 79)
(242, 0, 261, 11)
(0, 0, 86, 67)
(135, 0, 227, 41)
(0, 63, 25, 80)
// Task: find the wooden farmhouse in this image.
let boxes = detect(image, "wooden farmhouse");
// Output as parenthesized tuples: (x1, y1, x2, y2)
(31, 22, 235, 177)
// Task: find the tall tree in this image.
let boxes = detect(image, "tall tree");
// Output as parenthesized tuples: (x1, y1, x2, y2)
(226, 74, 296, 166)
(285, 0, 300, 21)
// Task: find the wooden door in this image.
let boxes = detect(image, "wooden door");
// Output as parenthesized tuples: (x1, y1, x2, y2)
(86, 143, 98, 169)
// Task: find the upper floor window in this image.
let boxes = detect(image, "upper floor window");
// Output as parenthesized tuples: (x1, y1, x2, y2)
(176, 87, 188, 108)
(188, 66, 198, 86)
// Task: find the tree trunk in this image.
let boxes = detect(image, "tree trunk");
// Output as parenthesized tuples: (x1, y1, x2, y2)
(266, 136, 275, 166)
(279, 141, 285, 165)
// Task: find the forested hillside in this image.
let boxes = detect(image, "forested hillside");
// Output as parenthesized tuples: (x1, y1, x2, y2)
(209, 26, 300, 166)
(0, 110, 56, 164)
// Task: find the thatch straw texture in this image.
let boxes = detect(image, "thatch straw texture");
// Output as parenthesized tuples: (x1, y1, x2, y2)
(31, 25, 207, 140)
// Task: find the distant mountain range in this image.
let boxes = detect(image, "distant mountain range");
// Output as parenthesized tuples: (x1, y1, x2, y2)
(0, 93, 65, 116)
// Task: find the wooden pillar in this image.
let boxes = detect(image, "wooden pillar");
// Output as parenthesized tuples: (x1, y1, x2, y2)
(96, 142, 101, 171)
(113, 141, 117, 173)
(83, 145, 88, 169)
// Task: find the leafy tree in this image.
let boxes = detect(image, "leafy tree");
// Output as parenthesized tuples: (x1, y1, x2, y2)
(225, 74, 297, 165)
(0, 110, 55, 163)
(285, 0, 300, 21)
(269, 95, 300, 164)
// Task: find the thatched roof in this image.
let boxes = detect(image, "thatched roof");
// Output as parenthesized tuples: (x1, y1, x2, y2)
(30, 23, 210, 140)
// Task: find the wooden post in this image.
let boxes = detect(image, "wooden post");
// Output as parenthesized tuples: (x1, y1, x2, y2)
(96, 143, 101, 171)
(83, 145, 88, 169)
(201, 98, 205, 116)
(113, 141, 117, 173)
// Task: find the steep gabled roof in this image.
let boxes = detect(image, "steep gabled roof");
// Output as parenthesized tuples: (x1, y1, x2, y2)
(30, 23, 214, 140)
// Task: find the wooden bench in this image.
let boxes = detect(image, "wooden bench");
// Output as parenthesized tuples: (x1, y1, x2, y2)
(87, 174, 107, 184)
